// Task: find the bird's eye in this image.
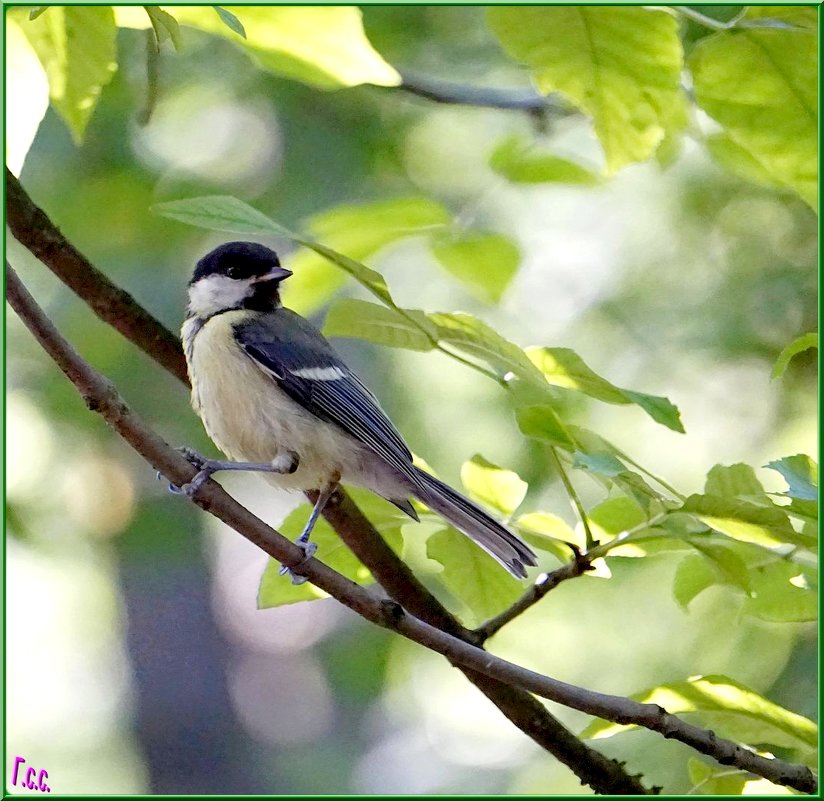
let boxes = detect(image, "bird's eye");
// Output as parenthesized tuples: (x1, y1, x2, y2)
(226, 266, 242, 279)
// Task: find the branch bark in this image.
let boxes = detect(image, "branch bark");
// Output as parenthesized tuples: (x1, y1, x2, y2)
(6, 174, 649, 794)
(397, 71, 564, 113)
(7, 261, 816, 795)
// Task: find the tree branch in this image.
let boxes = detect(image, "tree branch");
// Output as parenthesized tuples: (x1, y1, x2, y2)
(6, 174, 650, 794)
(474, 546, 593, 644)
(396, 70, 561, 113)
(6, 261, 816, 795)
(6, 168, 188, 384)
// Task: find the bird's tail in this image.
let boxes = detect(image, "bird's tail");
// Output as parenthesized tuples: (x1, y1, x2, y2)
(411, 467, 537, 578)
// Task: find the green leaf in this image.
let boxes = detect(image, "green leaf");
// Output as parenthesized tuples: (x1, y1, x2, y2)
(323, 299, 435, 352)
(688, 538, 752, 595)
(515, 511, 581, 558)
(489, 135, 600, 185)
(587, 496, 647, 541)
(152, 194, 289, 236)
(704, 463, 766, 499)
(515, 404, 576, 450)
(487, 7, 684, 172)
(145, 7, 183, 51)
(287, 197, 449, 314)
(526, 346, 684, 432)
(427, 527, 524, 624)
(680, 494, 802, 549)
(151, 195, 396, 306)
(765, 455, 818, 501)
(581, 674, 818, 751)
(431, 231, 520, 303)
(743, 560, 817, 622)
(28, 7, 48, 21)
(461, 455, 527, 517)
(687, 759, 749, 795)
(22, 6, 118, 143)
(428, 312, 547, 387)
(771, 333, 817, 379)
(258, 489, 406, 608)
(689, 27, 817, 210)
(172, 6, 400, 89)
(572, 451, 626, 478)
(213, 6, 246, 38)
(745, 6, 818, 29)
(706, 132, 783, 193)
(673, 553, 717, 610)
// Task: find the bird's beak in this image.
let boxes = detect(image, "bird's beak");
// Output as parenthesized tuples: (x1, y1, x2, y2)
(253, 266, 293, 283)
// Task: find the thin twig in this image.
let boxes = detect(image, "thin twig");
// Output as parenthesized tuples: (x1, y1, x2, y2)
(397, 70, 558, 113)
(550, 446, 597, 548)
(474, 546, 594, 643)
(7, 261, 816, 795)
(6, 179, 649, 794)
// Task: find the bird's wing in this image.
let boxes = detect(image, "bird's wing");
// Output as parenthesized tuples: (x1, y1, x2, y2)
(233, 310, 417, 482)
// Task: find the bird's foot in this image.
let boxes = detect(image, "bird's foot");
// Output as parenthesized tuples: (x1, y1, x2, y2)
(279, 540, 318, 585)
(164, 447, 218, 496)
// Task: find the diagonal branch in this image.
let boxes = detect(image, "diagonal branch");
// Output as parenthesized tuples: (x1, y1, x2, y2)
(7, 261, 816, 795)
(6, 172, 649, 794)
(474, 546, 594, 644)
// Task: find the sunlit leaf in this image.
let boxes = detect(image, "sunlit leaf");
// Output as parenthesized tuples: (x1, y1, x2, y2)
(704, 463, 766, 500)
(487, 7, 684, 172)
(587, 496, 647, 541)
(324, 298, 435, 352)
(173, 6, 400, 89)
(771, 333, 817, 379)
(213, 6, 246, 38)
(687, 759, 749, 795)
(681, 494, 802, 549)
(745, 6, 818, 29)
(764, 455, 818, 501)
(429, 312, 547, 387)
(145, 7, 183, 51)
(489, 135, 600, 185)
(461, 455, 527, 517)
(288, 197, 449, 314)
(515, 511, 581, 557)
(431, 231, 520, 303)
(581, 674, 818, 751)
(515, 404, 576, 450)
(527, 346, 684, 432)
(689, 26, 817, 210)
(427, 527, 524, 624)
(22, 6, 118, 143)
(258, 489, 406, 608)
(743, 560, 818, 622)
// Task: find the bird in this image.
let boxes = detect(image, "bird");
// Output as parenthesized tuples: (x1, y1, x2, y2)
(178, 241, 537, 582)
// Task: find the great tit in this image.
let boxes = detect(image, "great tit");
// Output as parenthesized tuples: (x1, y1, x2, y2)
(180, 241, 537, 580)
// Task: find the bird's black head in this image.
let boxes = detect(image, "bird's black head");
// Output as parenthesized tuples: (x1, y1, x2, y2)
(187, 241, 292, 318)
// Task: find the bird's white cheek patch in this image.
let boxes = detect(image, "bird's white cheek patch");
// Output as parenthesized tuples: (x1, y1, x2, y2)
(290, 366, 346, 380)
(188, 275, 250, 318)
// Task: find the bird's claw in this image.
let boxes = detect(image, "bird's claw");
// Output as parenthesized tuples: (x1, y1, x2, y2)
(279, 540, 318, 585)
(176, 446, 208, 471)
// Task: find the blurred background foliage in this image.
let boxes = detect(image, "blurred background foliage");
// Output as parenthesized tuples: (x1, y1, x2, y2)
(6, 4, 817, 795)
